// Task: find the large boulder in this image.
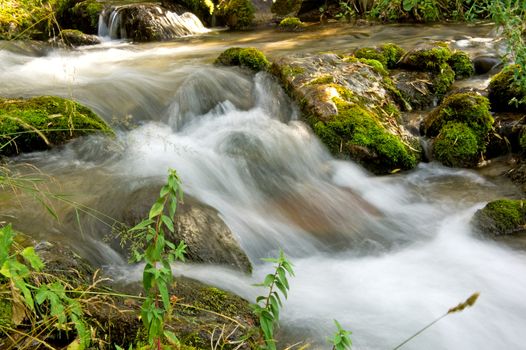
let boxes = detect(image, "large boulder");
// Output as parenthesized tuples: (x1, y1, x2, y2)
(270, 52, 420, 174)
(117, 185, 252, 273)
(56, 29, 101, 47)
(0, 96, 113, 156)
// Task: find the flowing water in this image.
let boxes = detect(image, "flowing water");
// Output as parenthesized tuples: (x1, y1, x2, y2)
(1, 23, 526, 349)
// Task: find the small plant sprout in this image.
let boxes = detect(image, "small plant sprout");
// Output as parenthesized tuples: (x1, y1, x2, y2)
(328, 320, 352, 350)
(253, 250, 294, 350)
(128, 169, 186, 349)
(393, 292, 480, 350)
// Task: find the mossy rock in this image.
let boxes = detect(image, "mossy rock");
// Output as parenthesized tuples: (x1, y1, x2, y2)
(448, 51, 474, 79)
(423, 92, 493, 140)
(472, 199, 526, 236)
(314, 95, 417, 174)
(215, 47, 270, 72)
(431, 63, 455, 98)
(488, 64, 526, 112)
(380, 43, 406, 69)
(0, 96, 113, 156)
(278, 16, 304, 31)
(432, 122, 480, 167)
(401, 44, 452, 72)
(217, 0, 255, 29)
(354, 47, 388, 69)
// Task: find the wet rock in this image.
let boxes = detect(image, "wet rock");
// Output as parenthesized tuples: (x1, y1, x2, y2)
(270, 53, 420, 174)
(473, 55, 501, 75)
(392, 70, 435, 110)
(54, 0, 104, 35)
(472, 199, 526, 249)
(120, 185, 252, 273)
(56, 29, 101, 47)
(0, 96, 113, 157)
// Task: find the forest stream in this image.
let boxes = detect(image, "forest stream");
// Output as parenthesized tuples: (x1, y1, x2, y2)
(1, 23, 526, 349)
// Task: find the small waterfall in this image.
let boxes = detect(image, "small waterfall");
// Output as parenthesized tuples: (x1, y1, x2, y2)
(98, 3, 209, 41)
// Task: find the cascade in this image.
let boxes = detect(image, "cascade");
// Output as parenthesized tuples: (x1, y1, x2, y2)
(98, 3, 209, 41)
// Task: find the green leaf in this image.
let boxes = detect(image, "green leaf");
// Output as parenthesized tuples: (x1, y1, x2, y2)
(158, 280, 170, 311)
(160, 185, 170, 197)
(275, 280, 288, 299)
(21, 247, 45, 271)
(403, 0, 417, 12)
(130, 219, 154, 232)
(0, 224, 15, 266)
(161, 215, 175, 233)
(263, 274, 275, 287)
(164, 330, 180, 345)
(148, 199, 164, 220)
(169, 198, 177, 218)
(277, 267, 289, 289)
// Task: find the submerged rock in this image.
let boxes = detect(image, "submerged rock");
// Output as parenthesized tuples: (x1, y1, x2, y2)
(56, 29, 101, 47)
(271, 53, 420, 174)
(0, 96, 113, 156)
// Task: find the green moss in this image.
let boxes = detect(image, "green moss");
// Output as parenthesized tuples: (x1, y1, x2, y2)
(215, 47, 270, 72)
(278, 16, 304, 31)
(354, 47, 388, 68)
(520, 129, 526, 152)
(281, 64, 305, 77)
(0, 96, 113, 156)
(383, 76, 411, 111)
(488, 64, 526, 112)
(71, 0, 103, 33)
(380, 43, 406, 69)
(217, 0, 255, 29)
(474, 199, 526, 235)
(448, 51, 474, 79)
(307, 75, 334, 85)
(403, 45, 452, 72)
(431, 63, 455, 98)
(358, 58, 389, 76)
(0, 293, 12, 327)
(432, 122, 480, 167)
(423, 92, 493, 141)
(313, 97, 416, 173)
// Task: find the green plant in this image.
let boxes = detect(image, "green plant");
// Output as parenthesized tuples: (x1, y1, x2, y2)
(252, 250, 294, 350)
(126, 169, 187, 348)
(336, 1, 357, 22)
(0, 224, 91, 348)
(328, 320, 352, 350)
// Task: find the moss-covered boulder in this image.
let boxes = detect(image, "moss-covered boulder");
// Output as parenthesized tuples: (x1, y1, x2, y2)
(448, 51, 474, 79)
(392, 70, 435, 110)
(472, 199, 526, 237)
(278, 16, 304, 31)
(215, 47, 270, 72)
(271, 53, 420, 174)
(488, 65, 526, 112)
(0, 96, 112, 156)
(217, 0, 255, 29)
(422, 92, 493, 139)
(432, 122, 480, 167)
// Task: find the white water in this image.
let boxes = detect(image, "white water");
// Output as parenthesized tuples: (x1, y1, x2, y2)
(1, 28, 526, 349)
